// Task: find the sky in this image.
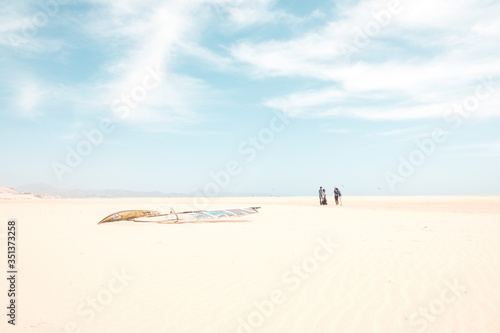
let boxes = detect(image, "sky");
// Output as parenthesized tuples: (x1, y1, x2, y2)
(1, 0, 499, 196)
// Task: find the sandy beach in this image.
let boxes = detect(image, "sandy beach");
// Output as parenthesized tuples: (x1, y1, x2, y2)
(4, 0, 500, 332)
(1, 196, 499, 333)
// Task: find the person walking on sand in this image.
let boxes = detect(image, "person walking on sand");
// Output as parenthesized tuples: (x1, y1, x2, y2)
(318, 186, 323, 205)
(321, 188, 328, 205)
(334, 187, 342, 206)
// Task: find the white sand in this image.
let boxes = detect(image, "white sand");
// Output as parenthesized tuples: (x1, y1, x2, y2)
(1, 196, 499, 333)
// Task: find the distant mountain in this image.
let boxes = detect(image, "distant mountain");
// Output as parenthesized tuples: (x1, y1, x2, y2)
(16, 183, 186, 198)
(8, 183, 268, 199)
(0, 185, 60, 199)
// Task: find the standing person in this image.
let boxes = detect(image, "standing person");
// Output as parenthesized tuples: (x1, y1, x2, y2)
(322, 188, 327, 205)
(318, 186, 323, 205)
(334, 187, 342, 206)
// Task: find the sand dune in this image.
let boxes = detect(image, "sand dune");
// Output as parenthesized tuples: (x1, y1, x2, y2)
(1, 196, 499, 333)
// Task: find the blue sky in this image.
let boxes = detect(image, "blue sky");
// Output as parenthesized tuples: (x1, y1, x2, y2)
(1, 0, 499, 196)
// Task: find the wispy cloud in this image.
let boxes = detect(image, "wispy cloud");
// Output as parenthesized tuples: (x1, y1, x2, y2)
(76, 0, 295, 129)
(0, 2, 64, 53)
(4, 0, 500, 127)
(443, 140, 500, 158)
(321, 128, 352, 134)
(4, 0, 277, 128)
(212, 0, 300, 29)
(263, 87, 479, 121)
(404, 130, 452, 142)
(365, 126, 427, 137)
(15, 81, 46, 118)
(8, 73, 58, 119)
(231, 0, 500, 121)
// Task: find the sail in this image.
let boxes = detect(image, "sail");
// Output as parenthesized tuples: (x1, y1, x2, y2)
(98, 207, 260, 224)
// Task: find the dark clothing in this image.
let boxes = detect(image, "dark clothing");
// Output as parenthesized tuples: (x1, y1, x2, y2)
(334, 188, 341, 205)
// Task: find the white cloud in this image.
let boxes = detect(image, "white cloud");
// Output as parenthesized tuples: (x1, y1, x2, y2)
(16, 87, 44, 118)
(0, 1, 64, 52)
(14, 78, 50, 119)
(71, 1, 212, 127)
(404, 130, 452, 142)
(2, 0, 301, 129)
(231, 0, 500, 120)
(177, 41, 235, 72)
(211, 0, 297, 29)
(112, 74, 219, 131)
(6, 0, 500, 126)
(365, 126, 427, 137)
(320, 128, 352, 134)
(443, 140, 500, 158)
(79, 0, 291, 128)
(225, 0, 278, 27)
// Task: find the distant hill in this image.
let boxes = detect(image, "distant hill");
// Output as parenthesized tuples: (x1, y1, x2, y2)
(16, 183, 186, 198)
(3, 183, 261, 199)
(0, 186, 19, 194)
(0, 186, 60, 199)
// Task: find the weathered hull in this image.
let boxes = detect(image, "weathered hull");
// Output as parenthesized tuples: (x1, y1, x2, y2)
(98, 210, 161, 224)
